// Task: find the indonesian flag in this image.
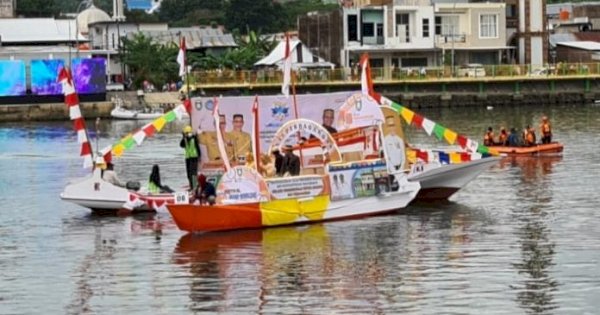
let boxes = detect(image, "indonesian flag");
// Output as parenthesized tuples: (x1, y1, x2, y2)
(251, 96, 260, 172)
(281, 33, 292, 98)
(213, 97, 231, 171)
(58, 67, 93, 169)
(177, 37, 186, 78)
(359, 53, 381, 103)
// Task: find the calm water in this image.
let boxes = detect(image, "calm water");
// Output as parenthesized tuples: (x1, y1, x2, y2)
(0, 103, 599, 314)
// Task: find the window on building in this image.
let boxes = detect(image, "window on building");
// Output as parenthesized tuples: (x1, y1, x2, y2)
(435, 15, 459, 37)
(506, 5, 516, 18)
(348, 14, 358, 41)
(402, 58, 427, 67)
(480, 14, 498, 38)
(422, 18, 430, 38)
(396, 13, 410, 42)
(363, 23, 374, 37)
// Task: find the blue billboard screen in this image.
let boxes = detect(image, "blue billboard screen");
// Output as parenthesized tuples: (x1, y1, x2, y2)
(31, 59, 66, 95)
(71, 58, 106, 94)
(0, 60, 26, 96)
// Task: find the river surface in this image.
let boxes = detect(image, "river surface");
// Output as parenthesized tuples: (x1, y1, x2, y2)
(0, 103, 599, 314)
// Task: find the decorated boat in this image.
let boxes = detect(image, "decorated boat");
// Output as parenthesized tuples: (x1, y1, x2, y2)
(58, 67, 191, 213)
(487, 142, 563, 156)
(60, 167, 184, 213)
(167, 91, 421, 232)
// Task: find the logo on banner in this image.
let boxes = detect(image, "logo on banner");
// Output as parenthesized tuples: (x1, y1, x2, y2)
(205, 99, 214, 111)
(271, 102, 289, 121)
(194, 100, 203, 110)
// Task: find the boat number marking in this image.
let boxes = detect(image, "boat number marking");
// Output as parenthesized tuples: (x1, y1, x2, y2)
(175, 192, 189, 204)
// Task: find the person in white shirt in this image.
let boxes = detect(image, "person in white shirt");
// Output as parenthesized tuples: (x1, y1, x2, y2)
(383, 116, 406, 172)
(102, 162, 126, 187)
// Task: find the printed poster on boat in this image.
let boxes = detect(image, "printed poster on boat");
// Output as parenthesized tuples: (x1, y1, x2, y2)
(266, 176, 328, 200)
(190, 92, 354, 163)
(216, 166, 269, 204)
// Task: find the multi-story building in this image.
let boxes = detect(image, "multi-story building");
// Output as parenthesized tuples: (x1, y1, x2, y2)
(339, 0, 509, 69)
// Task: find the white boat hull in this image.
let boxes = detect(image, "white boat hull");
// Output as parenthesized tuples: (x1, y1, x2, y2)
(407, 156, 501, 200)
(60, 169, 153, 213)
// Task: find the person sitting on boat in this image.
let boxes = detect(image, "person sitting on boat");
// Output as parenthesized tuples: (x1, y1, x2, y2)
(507, 128, 521, 147)
(483, 127, 495, 146)
(148, 164, 174, 194)
(540, 116, 552, 144)
(102, 162, 126, 187)
(180, 125, 201, 191)
(280, 145, 301, 176)
(498, 127, 508, 146)
(195, 174, 216, 205)
(524, 125, 537, 147)
(271, 148, 284, 176)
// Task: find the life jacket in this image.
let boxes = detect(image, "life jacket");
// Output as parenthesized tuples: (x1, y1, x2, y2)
(484, 131, 494, 145)
(148, 181, 160, 194)
(542, 122, 551, 136)
(184, 137, 199, 159)
(526, 131, 536, 145)
(498, 132, 507, 144)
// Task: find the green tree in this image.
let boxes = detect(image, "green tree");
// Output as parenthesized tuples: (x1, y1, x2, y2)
(224, 0, 286, 35)
(157, 0, 224, 26)
(16, 0, 60, 17)
(121, 33, 179, 88)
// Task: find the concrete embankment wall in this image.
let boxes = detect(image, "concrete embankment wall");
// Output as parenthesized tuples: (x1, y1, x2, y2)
(0, 101, 113, 122)
(1, 77, 599, 122)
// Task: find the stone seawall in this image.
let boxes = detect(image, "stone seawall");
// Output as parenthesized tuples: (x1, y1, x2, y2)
(0, 101, 113, 123)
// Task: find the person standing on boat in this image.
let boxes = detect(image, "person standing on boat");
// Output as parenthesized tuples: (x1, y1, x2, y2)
(540, 116, 552, 144)
(180, 125, 201, 191)
(271, 148, 284, 176)
(229, 114, 252, 164)
(280, 145, 301, 176)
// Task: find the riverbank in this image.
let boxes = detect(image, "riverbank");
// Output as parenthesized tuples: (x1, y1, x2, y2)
(1, 76, 598, 122)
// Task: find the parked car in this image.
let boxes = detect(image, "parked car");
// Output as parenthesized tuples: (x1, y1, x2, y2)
(457, 64, 486, 77)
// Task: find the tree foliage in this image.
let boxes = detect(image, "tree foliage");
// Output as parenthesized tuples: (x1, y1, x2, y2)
(121, 33, 179, 88)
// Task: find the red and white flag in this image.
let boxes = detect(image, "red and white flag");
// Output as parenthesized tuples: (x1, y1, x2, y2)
(177, 37, 186, 78)
(58, 67, 93, 169)
(212, 97, 231, 171)
(281, 33, 292, 98)
(359, 53, 381, 103)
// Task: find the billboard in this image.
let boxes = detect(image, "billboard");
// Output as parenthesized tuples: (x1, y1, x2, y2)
(31, 59, 65, 95)
(71, 58, 106, 94)
(0, 60, 26, 96)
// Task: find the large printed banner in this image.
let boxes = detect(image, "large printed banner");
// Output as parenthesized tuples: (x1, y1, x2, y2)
(191, 91, 386, 163)
(216, 166, 269, 204)
(266, 176, 327, 200)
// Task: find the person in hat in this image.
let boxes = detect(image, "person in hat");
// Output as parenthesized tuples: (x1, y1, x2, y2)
(180, 125, 201, 191)
(280, 145, 301, 176)
(540, 116, 552, 144)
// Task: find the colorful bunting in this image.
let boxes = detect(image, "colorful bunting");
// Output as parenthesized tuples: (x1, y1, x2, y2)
(443, 129, 457, 145)
(422, 118, 435, 136)
(412, 114, 424, 128)
(400, 107, 414, 124)
(433, 124, 445, 140)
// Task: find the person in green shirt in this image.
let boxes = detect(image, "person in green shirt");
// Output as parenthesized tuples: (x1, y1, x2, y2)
(180, 125, 201, 191)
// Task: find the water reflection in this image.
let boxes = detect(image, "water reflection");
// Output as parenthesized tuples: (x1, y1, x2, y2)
(172, 205, 487, 314)
(507, 156, 561, 314)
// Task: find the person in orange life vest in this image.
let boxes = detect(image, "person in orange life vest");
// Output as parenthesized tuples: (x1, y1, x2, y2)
(483, 127, 495, 146)
(524, 125, 537, 146)
(540, 116, 552, 144)
(498, 127, 508, 146)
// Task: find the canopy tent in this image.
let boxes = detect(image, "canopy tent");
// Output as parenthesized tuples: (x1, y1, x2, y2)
(254, 39, 334, 70)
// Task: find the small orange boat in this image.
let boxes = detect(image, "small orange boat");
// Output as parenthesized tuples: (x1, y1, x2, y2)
(488, 142, 563, 156)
